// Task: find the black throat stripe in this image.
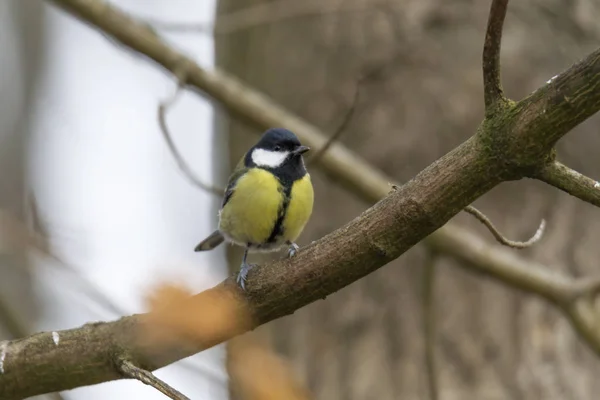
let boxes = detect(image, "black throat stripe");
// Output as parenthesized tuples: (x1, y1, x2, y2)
(266, 181, 293, 244)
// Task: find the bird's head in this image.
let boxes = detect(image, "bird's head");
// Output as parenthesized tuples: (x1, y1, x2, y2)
(249, 128, 310, 169)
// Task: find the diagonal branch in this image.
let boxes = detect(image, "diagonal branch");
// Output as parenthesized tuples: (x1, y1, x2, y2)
(534, 160, 600, 208)
(482, 0, 509, 112)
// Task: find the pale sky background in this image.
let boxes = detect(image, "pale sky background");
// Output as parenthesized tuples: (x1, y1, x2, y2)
(24, 0, 228, 398)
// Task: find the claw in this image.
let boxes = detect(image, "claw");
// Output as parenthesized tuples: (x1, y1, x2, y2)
(236, 261, 255, 291)
(287, 242, 300, 258)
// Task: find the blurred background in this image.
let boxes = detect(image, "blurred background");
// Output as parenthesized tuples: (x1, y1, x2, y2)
(2, 0, 600, 399)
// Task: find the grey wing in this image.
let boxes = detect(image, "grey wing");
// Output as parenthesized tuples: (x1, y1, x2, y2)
(221, 168, 247, 208)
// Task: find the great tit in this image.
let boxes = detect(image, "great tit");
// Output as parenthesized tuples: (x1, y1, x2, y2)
(194, 128, 314, 290)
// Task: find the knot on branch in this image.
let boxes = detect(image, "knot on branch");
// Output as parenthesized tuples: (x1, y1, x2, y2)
(477, 107, 555, 179)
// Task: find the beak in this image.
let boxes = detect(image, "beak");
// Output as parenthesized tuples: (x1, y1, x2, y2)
(293, 145, 310, 155)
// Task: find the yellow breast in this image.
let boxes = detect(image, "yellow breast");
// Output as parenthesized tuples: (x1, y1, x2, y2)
(282, 174, 314, 242)
(219, 168, 283, 246)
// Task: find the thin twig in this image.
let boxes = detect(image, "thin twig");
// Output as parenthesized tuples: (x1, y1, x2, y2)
(535, 160, 600, 208)
(463, 205, 545, 249)
(117, 358, 191, 400)
(308, 79, 361, 165)
(158, 75, 224, 196)
(421, 251, 439, 400)
(308, 51, 403, 166)
(482, 0, 509, 112)
(146, 0, 369, 36)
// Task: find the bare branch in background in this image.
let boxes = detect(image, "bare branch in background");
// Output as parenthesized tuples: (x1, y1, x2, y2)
(463, 205, 546, 249)
(158, 74, 224, 196)
(482, 0, 509, 112)
(146, 0, 369, 36)
(534, 160, 600, 208)
(421, 251, 439, 400)
(117, 358, 190, 400)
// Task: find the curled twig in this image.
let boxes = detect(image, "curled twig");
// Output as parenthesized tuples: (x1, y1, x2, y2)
(158, 72, 224, 196)
(482, 0, 509, 112)
(117, 358, 190, 400)
(464, 205, 545, 249)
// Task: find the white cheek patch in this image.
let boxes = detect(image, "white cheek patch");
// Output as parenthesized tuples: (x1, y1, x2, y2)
(251, 148, 289, 168)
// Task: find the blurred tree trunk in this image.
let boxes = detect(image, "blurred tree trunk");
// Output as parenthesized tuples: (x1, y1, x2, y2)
(0, 0, 44, 340)
(217, 1, 600, 399)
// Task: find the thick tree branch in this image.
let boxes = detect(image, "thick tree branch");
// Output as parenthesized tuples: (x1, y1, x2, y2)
(3, 0, 596, 397)
(508, 48, 600, 161)
(482, 0, 509, 112)
(534, 160, 600, 208)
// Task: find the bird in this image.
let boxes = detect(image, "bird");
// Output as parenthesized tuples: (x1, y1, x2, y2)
(194, 128, 314, 290)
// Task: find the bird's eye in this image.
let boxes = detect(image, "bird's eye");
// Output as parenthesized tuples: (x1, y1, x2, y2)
(274, 145, 282, 151)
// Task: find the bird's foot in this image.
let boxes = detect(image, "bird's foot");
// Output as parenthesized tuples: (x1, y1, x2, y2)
(236, 261, 256, 291)
(287, 242, 300, 258)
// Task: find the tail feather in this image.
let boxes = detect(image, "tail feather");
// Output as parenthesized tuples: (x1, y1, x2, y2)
(194, 230, 225, 252)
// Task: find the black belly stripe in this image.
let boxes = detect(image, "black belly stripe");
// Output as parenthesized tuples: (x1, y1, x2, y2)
(266, 183, 293, 244)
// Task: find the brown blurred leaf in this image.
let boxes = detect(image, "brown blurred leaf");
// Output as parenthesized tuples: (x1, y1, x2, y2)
(143, 283, 310, 399)
(229, 334, 312, 400)
(142, 283, 255, 350)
